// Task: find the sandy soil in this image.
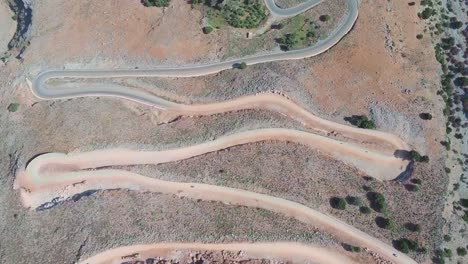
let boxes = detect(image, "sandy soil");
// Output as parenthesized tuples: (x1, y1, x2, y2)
(0, 1, 16, 54)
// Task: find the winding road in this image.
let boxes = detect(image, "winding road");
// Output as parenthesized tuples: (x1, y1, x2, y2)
(19, 0, 418, 263)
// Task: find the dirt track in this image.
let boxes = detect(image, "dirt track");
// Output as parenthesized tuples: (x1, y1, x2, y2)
(80, 242, 358, 264)
(17, 168, 416, 264)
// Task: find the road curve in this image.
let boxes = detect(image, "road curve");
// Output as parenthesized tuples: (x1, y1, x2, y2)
(31, 0, 359, 99)
(16, 167, 416, 264)
(265, 0, 325, 17)
(80, 242, 358, 264)
(22, 128, 408, 185)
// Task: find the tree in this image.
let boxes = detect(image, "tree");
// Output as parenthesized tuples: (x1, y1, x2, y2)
(239, 62, 247, 69)
(330, 197, 346, 210)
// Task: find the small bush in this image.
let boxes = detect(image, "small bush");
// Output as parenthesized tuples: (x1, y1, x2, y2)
(345, 196, 361, 206)
(404, 223, 421, 232)
(418, 247, 427, 254)
(360, 206, 371, 214)
(462, 211, 468, 223)
(203, 26, 213, 34)
(405, 184, 420, 192)
(351, 246, 361, 252)
(443, 235, 451, 242)
(419, 8, 434, 19)
(319, 15, 331, 22)
(376, 216, 393, 229)
(239, 62, 247, 70)
(367, 192, 386, 212)
(419, 113, 432, 120)
(7, 103, 19, 112)
(410, 178, 422, 185)
(142, 0, 170, 7)
(275, 23, 284, 29)
(457, 247, 467, 256)
(416, 34, 423, 39)
(460, 198, 468, 208)
(393, 238, 418, 253)
(330, 197, 346, 210)
(347, 115, 376, 129)
(409, 150, 429, 163)
(440, 248, 452, 258)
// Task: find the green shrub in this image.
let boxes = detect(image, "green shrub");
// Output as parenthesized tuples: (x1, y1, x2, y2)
(319, 14, 331, 22)
(351, 246, 361, 252)
(330, 197, 346, 210)
(419, 112, 432, 120)
(7, 103, 19, 113)
(221, 0, 266, 29)
(393, 238, 418, 253)
(416, 34, 423, 39)
(462, 211, 468, 223)
(345, 196, 361, 206)
(404, 222, 421, 232)
(347, 115, 376, 129)
(419, 8, 434, 19)
(440, 248, 452, 258)
(239, 62, 247, 69)
(457, 247, 467, 256)
(142, 0, 170, 7)
(203, 26, 213, 34)
(450, 21, 463, 29)
(443, 234, 451, 242)
(406, 184, 420, 192)
(409, 150, 429, 163)
(367, 192, 386, 212)
(376, 216, 393, 229)
(411, 178, 422, 185)
(360, 206, 371, 214)
(460, 199, 468, 208)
